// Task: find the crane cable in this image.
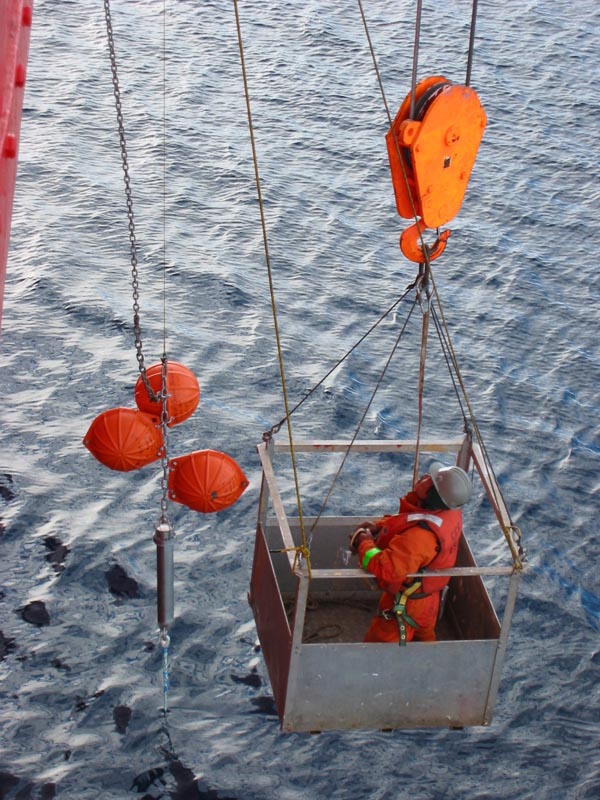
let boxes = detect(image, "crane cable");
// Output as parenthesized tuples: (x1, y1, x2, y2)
(356, 0, 523, 561)
(356, 0, 430, 264)
(250, 1, 482, 541)
(307, 292, 421, 546)
(429, 273, 525, 563)
(233, 0, 311, 576)
(264, 280, 419, 437)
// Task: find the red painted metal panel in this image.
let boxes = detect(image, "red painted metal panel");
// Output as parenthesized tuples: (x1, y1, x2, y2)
(248, 523, 293, 721)
(0, 0, 33, 329)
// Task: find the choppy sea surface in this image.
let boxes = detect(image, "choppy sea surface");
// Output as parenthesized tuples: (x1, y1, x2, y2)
(1, 1, 599, 798)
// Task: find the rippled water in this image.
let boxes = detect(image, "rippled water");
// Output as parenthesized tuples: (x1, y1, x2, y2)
(1, 1, 599, 798)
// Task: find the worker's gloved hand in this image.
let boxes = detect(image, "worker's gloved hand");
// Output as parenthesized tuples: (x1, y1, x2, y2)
(359, 520, 378, 536)
(349, 521, 377, 552)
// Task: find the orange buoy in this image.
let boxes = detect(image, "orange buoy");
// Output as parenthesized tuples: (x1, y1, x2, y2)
(83, 407, 163, 471)
(134, 361, 200, 427)
(168, 450, 249, 513)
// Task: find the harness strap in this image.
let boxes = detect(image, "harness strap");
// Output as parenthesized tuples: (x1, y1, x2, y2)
(379, 581, 424, 646)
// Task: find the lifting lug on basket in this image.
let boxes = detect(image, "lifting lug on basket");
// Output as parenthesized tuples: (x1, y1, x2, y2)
(400, 218, 451, 264)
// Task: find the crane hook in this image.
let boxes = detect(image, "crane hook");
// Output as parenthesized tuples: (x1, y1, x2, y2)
(400, 218, 451, 263)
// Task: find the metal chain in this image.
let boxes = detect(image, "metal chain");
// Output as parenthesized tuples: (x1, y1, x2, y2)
(103, 0, 159, 403)
(105, 0, 174, 709)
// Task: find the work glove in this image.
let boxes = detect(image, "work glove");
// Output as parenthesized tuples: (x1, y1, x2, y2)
(349, 521, 378, 552)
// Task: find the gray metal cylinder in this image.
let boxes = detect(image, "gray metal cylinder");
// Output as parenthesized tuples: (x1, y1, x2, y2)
(154, 522, 175, 628)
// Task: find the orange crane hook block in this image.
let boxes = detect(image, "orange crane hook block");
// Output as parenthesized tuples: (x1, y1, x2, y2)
(386, 76, 487, 263)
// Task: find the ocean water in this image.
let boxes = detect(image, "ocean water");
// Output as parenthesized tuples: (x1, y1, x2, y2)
(1, 1, 599, 798)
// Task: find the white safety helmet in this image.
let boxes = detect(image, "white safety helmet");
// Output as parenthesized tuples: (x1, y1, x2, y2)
(429, 462, 472, 509)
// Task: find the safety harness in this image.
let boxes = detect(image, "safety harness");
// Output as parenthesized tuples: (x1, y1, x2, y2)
(379, 580, 426, 645)
(368, 513, 443, 646)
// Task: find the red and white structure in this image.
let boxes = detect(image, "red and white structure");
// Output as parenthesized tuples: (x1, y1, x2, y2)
(0, 0, 33, 330)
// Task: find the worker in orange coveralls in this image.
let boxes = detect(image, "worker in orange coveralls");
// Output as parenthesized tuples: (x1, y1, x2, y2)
(349, 462, 472, 644)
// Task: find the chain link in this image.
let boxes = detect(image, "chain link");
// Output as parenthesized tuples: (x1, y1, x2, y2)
(104, 0, 175, 712)
(103, 0, 159, 404)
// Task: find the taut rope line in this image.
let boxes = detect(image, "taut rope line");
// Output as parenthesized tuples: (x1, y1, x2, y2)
(412, 263, 431, 487)
(428, 269, 524, 561)
(409, 0, 423, 120)
(465, 0, 479, 86)
(265, 280, 419, 437)
(233, 0, 311, 575)
(356, 0, 434, 269)
(308, 292, 420, 544)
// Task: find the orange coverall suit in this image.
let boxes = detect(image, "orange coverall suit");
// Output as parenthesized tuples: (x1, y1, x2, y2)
(356, 492, 462, 643)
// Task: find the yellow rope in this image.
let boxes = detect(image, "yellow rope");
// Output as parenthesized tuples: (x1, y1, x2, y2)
(233, 0, 311, 577)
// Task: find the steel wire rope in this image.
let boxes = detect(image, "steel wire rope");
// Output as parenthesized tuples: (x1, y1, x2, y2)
(356, 0, 435, 269)
(158, 0, 173, 715)
(307, 293, 420, 546)
(412, 266, 431, 487)
(465, 0, 479, 87)
(409, 0, 423, 119)
(428, 270, 525, 563)
(429, 301, 469, 424)
(358, 1, 522, 562)
(232, 0, 311, 575)
(265, 281, 418, 437)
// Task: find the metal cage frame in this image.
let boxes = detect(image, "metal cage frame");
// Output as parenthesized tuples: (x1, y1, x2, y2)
(249, 433, 522, 732)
